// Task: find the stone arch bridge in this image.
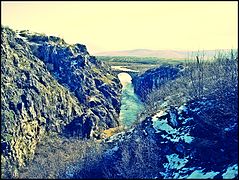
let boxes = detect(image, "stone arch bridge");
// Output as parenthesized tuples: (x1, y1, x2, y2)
(111, 66, 139, 78)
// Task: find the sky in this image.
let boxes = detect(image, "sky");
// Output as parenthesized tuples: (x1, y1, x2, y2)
(1, 1, 238, 54)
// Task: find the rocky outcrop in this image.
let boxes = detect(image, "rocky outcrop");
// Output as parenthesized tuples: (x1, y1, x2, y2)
(100, 98, 238, 179)
(58, 97, 237, 179)
(16, 30, 122, 134)
(1, 27, 121, 172)
(132, 64, 183, 101)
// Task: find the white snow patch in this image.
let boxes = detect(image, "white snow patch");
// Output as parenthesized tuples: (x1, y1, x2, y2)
(105, 145, 119, 156)
(183, 133, 194, 143)
(186, 169, 219, 179)
(178, 105, 187, 113)
(152, 116, 194, 143)
(182, 118, 194, 125)
(111, 145, 119, 152)
(224, 123, 237, 132)
(199, 100, 212, 106)
(173, 167, 196, 179)
(191, 107, 200, 112)
(163, 154, 189, 170)
(222, 164, 238, 179)
(71, 60, 78, 66)
(224, 128, 230, 131)
(152, 118, 176, 134)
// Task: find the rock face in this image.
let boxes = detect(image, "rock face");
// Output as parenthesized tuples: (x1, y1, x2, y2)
(132, 64, 183, 101)
(1, 27, 121, 169)
(101, 98, 238, 179)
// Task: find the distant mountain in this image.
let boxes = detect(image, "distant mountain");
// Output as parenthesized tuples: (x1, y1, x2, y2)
(94, 49, 233, 59)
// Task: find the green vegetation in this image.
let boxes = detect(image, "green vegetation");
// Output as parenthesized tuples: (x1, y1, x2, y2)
(96, 56, 185, 64)
(143, 50, 238, 114)
(97, 56, 188, 72)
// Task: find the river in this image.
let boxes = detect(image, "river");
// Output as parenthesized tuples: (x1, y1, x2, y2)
(118, 72, 144, 127)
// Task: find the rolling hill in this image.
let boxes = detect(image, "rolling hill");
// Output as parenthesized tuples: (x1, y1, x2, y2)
(94, 49, 233, 59)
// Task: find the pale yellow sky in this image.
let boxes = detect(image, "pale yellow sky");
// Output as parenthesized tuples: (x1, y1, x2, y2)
(1, 1, 238, 54)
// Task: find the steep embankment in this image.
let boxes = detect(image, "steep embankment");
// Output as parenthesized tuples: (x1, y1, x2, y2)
(74, 56, 237, 179)
(101, 98, 238, 179)
(1, 27, 121, 174)
(132, 64, 184, 101)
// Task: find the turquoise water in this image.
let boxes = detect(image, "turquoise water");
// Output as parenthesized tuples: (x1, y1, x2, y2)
(119, 82, 144, 127)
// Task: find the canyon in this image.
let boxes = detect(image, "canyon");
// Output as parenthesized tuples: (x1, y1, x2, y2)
(1, 27, 238, 179)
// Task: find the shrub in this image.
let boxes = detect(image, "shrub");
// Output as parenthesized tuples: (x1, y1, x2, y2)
(102, 138, 163, 179)
(143, 50, 238, 116)
(17, 135, 104, 179)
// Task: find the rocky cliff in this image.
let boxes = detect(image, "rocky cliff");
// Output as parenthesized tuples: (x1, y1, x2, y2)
(97, 97, 238, 179)
(132, 64, 183, 101)
(1, 27, 122, 172)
